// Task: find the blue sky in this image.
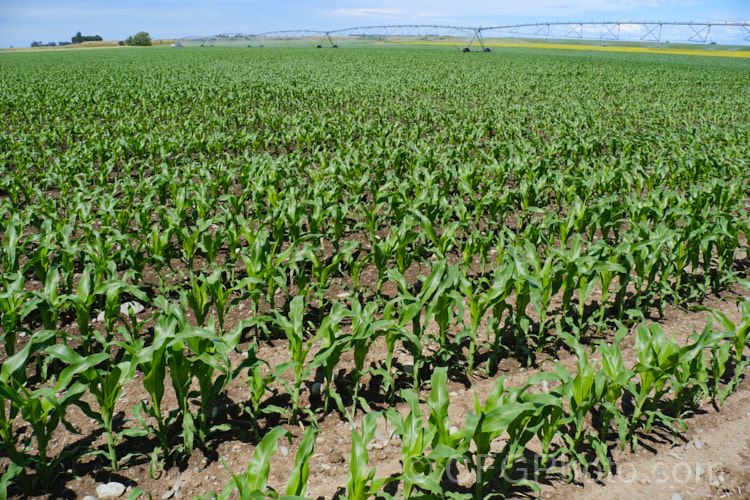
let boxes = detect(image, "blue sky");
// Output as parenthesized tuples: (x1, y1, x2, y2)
(1, 0, 748, 48)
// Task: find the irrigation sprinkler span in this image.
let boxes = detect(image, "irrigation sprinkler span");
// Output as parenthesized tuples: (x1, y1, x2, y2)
(179, 21, 750, 50)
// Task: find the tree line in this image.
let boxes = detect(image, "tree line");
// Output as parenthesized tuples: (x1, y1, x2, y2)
(71, 32, 103, 43)
(30, 32, 152, 48)
(30, 41, 72, 47)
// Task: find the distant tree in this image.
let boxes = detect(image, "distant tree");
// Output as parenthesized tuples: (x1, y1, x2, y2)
(72, 32, 103, 44)
(31, 41, 41, 47)
(125, 31, 152, 46)
(58, 41, 72, 46)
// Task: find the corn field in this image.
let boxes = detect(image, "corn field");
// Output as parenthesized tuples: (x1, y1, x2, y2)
(1, 45, 750, 499)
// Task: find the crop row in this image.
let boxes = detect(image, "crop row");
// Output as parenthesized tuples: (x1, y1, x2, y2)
(3, 284, 750, 498)
(154, 301, 750, 499)
(1, 47, 750, 497)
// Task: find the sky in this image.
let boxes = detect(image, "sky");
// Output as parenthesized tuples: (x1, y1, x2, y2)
(0, 0, 748, 48)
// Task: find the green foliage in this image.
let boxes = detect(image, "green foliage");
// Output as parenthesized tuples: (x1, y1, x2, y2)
(125, 31, 152, 46)
(72, 32, 102, 43)
(1, 45, 749, 498)
(346, 412, 391, 500)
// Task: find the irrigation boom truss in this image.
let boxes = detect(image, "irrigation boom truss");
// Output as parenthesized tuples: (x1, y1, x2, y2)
(180, 21, 750, 50)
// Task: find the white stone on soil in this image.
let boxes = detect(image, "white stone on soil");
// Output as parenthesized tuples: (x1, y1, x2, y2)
(96, 482, 126, 499)
(120, 301, 145, 315)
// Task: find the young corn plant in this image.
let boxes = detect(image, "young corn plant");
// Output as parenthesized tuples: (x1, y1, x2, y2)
(709, 303, 750, 401)
(625, 323, 704, 451)
(48, 345, 142, 471)
(341, 300, 391, 413)
(94, 279, 148, 348)
(128, 298, 238, 468)
(414, 211, 461, 260)
(216, 426, 291, 500)
(521, 242, 562, 352)
(484, 257, 516, 376)
(124, 308, 186, 471)
(344, 243, 370, 299)
(131, 349, 172, 473)
(462, 374, 546, 498)
(595, 328, 633, 453)
(66, 267, 99, 355)
(284, 425, 320, 499)
(0, 216, 24, 274)
(460, 229, 494, 275)
(181, 321, 236, 446)
(242, 230, 290, 311)
(670, 328, 713, 412)
(299, 241, 356, 321)
(204, 268, 236, 333)
(176, 223, 204, 273)
(0, 272, 30, 357)
(165, 325, 199, 457)
(459, 270, 509, 374)
(273, 296, 313, 424)
(378, 295, 421, 387)
(244, 356, 282, 439)
(387, 390, 442, 498)
(508, 246, 535, 361)
(327, 203, 349, 253)
(425, 367, 468, 486)
(346, 412, 392, 500)
(386, 263, 450, 388)
(554, 332, 607, 479)
(24, 268, 67, 332)
(182, 272, 211, 327)
(630, 232, 668, 312)
(590, 253, 626, 335)
(0, 330, 82, 493)
(370, 231, 399, 298)
(308, 303, 351, 413)
(200, 223, 224, 268)
(144, 225, 173, 288)
(551, 234, 584, 324)
(424, 262, 464, 366)
(495, 381, 563, 494)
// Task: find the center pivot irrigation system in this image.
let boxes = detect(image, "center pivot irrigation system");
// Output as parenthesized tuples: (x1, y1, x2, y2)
(180, 21, 750, 51)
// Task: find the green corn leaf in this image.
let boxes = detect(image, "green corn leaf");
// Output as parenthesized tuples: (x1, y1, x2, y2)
(285, 426, 319, 497)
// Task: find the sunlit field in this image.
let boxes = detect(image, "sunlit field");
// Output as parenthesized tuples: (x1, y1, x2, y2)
(1, 45, 749, 499)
